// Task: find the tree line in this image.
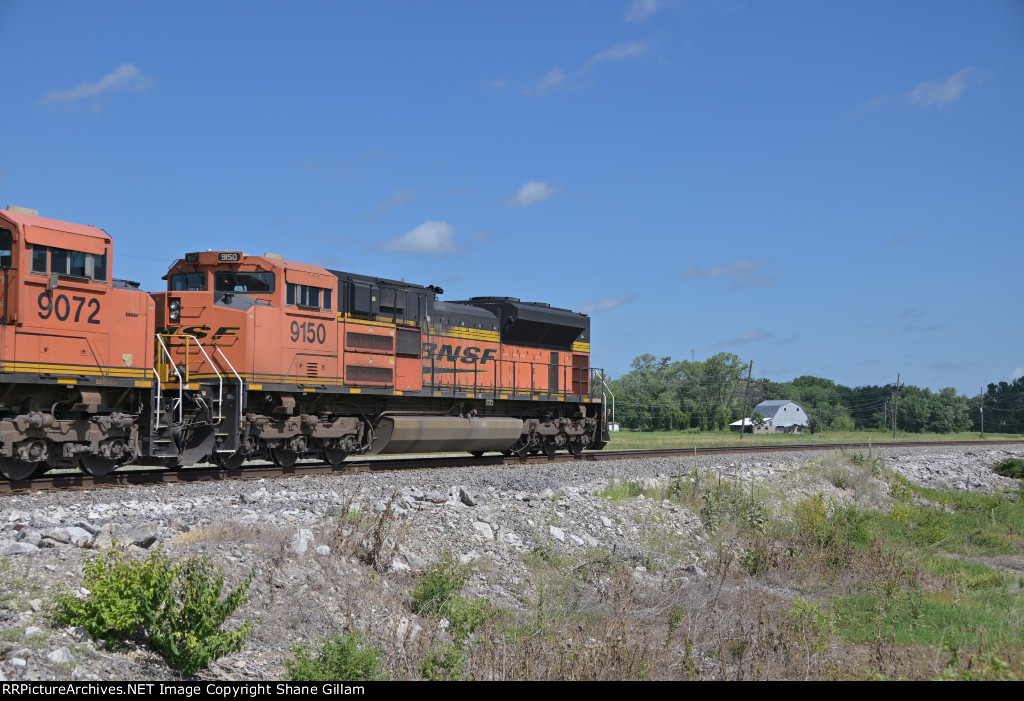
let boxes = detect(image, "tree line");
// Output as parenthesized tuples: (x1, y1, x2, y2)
(605, 352, 1024, 435)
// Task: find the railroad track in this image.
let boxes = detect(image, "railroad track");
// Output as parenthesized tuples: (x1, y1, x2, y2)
(2, 439, 1022, 494)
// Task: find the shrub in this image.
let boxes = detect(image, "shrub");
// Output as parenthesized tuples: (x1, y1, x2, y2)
(285, 632, 386, 681)
(410, 554, 473, 618)
(992, 458, 1024, 480)
(55, 546, 254, 676)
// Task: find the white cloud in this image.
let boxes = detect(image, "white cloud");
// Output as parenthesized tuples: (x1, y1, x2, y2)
(682, 259, 775, 289)
(581, 41, 652, 73)
(372, 188, 418, 218)
(575, 294, 637, 315)
(529, 40, 653, 96)
(625, 0, 664, 22)
(905, 68, 971, 107)
(382, 221, 458, 255)
(1010, 367, 1024, 381)
(859, 68, 972, 113)
(40, 63, 155, 108)
(504, 181, 563, 207)
(534, 68, 568, 96)
(717, 329, 774, 346)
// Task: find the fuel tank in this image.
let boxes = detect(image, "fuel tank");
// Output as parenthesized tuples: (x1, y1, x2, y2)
(368, 416, 523, 455)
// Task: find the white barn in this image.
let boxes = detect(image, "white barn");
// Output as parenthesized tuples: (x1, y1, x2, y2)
(751, 400, 809, 434)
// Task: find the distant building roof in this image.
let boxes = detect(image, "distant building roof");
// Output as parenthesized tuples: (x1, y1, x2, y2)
(753, 400, 808, 425)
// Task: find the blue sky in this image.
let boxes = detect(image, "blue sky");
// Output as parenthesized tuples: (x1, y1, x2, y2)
(2, 0, 1021, 395)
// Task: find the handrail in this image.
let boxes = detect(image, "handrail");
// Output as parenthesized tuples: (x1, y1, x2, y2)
(214, 346, 244, 440)
(179, 335, 224, 425)
(155, 335, 184, 424)
(152, 368, 163, 431)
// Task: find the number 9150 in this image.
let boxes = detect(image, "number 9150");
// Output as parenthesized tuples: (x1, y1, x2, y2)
(290, 321, 326, 344)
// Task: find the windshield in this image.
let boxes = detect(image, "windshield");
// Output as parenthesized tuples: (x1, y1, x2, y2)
(214, 271, 275, 293)
(170, 272, 207, 291)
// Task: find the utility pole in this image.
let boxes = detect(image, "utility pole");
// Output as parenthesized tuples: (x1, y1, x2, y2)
(690, 347, 695, 363)
(893, 373, 901, 439)
(980, 386, 984, 438)
(739, 361, 753, 440)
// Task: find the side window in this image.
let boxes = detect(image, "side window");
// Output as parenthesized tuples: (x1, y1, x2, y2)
(32, 245, 48, 273)
(0, 230, 11, 268)
(286, 282, 332, 310)
(30, 244, 107, 282)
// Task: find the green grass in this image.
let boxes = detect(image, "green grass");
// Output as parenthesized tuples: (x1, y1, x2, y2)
(604, 429, 1022, 451)
(834, 583, 1023, 649)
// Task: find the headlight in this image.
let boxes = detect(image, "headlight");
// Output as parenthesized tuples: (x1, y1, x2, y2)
(169, 309, 180, 321)
(169, 299, 181, 311)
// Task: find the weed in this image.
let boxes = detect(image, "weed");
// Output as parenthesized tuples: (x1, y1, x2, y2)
(327, 491, 408, 573)
(55, 545, 255, 676)
(992, 457, 1024, 480)
(285, 631, 387, 681)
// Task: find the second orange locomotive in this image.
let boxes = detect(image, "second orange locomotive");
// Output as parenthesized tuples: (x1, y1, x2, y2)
(152, 249, 606, 470)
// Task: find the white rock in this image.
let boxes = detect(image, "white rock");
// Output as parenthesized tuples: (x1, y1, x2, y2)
(569, 534, 585, 547)
(47, 647, 74, 664)
(290, 528, 315, 555)
(600, 516, 613, 528)
(314, 545, 331, 556)
(549, 526, 565, 542)
(472, 522, 494, 540)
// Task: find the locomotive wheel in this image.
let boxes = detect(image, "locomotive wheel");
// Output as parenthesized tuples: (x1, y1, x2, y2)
(528, 444, 541, 455)
(270, 448, 299, 468)
(469, 451, 485, 457)
(212, 451, 245, 470)
(566, 438, 584, 456)
(542, 438, 557, 458)
(79, 456, 119, 477)
(322, 448, 348, 467)
(0, 459, 44, 481)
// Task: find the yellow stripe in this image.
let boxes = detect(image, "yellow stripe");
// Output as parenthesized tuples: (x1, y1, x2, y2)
(341, 316, 397, 329)
(135, 380, 153, 388)
(0, 361, 150, 378)
(393, 390, 403, 395)
(349, 388, 361, 394)
(57, 378, 77, 384)
(571, 342, 590, 352)
(248, 384, 263, 390)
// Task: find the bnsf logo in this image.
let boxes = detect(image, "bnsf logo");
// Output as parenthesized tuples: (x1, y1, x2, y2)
(159, 325, 240, 340)
(422, 343, 497, 365)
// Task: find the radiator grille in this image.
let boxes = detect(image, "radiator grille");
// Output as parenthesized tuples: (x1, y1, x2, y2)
(396, 327, 420, 357)
(346, 331, 393, 352)
(345, 365, 393, 384)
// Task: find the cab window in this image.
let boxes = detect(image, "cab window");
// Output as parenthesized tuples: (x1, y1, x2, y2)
(286, 283, 332, 310)
(0, 230, 11, 268)
(214, 271, 275, 293)
(30, 245, 107, 282)
(170, 272, 207, 291)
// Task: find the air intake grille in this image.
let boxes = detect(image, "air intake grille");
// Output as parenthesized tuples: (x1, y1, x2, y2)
(346, 366, 393, 384)
(346, 332, 393, 352)
(397, 327, 420, 357)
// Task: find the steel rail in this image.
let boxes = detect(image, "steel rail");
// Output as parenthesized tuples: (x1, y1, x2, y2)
(2, 439, 1022, 494)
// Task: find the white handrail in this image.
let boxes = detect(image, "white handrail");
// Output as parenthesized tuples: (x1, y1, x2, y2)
(181, 335, 224, 425)
(155, 335, 184, 424)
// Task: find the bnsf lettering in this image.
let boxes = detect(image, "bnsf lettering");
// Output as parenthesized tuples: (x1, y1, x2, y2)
(422, 342, 496, 365)
(37, 292, 101, 324)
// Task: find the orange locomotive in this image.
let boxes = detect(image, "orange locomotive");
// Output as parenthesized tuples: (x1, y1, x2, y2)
(0, 207, 607, 479)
